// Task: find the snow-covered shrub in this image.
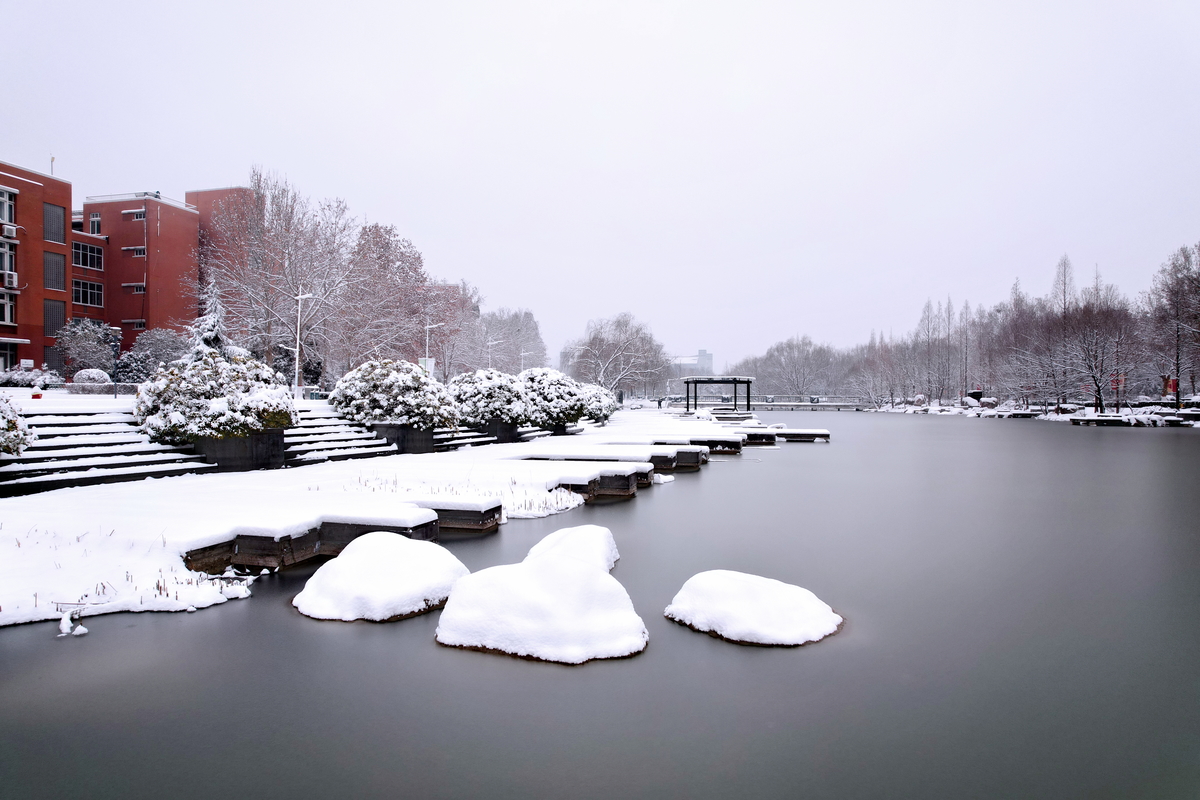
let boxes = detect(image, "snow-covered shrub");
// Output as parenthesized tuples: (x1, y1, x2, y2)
(113, 350, 160, 383)
(72, 368, 113, 385)
(519, 368, 587, 428)
(330, 360, 456, 430)
(449, 369, 527, 427)
(0, 394, 35, 455)
(135, 352, 297, 445)
(0, 367, 61, 389)
(581, 384, 618, 424)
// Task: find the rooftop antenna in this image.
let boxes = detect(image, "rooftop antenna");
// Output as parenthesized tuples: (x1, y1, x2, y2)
(50, 155, 55, 176)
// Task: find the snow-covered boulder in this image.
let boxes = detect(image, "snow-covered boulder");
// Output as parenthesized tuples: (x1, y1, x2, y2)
(293, 532, 470, 622)
(135, 352, 297, 445)
(525, 524, 620, 571)
(72, 368, 113, 384)
(436, 525, 647, 664)
(330, 359, 457, 429)
(519, 368, 586, 429)
(449, 368, 527, 427)
(664, 570, 842, 646)
(0, 394, 35, 456)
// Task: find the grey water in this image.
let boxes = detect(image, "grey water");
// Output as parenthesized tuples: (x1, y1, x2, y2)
(2, 412, 1199, 799)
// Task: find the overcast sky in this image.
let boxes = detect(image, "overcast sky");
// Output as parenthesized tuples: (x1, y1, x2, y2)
(8, 2, 1200, 368)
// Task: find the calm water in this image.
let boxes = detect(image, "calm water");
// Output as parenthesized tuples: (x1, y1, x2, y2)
(3, 412, 1199, 799)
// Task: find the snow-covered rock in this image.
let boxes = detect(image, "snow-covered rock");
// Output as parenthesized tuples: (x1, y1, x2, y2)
(435, 525, 647, 664)
(524, 524, 620, 571)
(664, 570, 842, 646)
(293, 532, 470, 622)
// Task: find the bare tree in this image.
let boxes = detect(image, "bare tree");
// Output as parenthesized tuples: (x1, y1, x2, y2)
(562, 313, 670, 394)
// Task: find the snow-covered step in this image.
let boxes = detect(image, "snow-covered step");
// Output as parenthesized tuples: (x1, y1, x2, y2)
(23, 413, 139, 426)
(0, 442, 186, 464)
(27, 422, 143, 438)
(284, 429, 380, 445)
(288, 444, 402, 463)
(286, 439, 397, 456)
(0, 461, 220, 498)
(0, 451, 207, 478)
(23, 432, 151, 450)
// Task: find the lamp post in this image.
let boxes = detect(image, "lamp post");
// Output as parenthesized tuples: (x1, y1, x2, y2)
(486, 339, 504, 369)
(519, 351, 534, 371)
(293, 291, 313, 399)
(424, 321, 444, 368)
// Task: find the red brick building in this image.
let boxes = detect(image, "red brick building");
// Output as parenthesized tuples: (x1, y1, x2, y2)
(0, 159, 243, 372)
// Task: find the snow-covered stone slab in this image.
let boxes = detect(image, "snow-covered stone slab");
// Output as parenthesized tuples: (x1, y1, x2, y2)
(664, 570, 842, 646)
(292, 532, 469, 621)
(436, 525, 647, 664)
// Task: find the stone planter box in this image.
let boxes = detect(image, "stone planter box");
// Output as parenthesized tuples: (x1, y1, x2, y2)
(192, 428, 285, 472)
(548, 423, 571, 436)
(484, 419, 520, 444)
(369, 423, 435, 454)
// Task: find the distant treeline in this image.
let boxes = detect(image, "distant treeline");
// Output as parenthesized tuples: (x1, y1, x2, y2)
(728, 245, 1200, 411)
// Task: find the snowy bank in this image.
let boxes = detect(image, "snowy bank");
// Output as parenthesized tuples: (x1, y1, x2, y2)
(664, 570, 842, 646)
(435, 525, 648, 664)
(292, 532, 469, 621)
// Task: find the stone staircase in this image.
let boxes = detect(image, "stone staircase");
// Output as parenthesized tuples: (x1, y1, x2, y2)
(0, 411, 216, 497)
(284, 406, 398, 464)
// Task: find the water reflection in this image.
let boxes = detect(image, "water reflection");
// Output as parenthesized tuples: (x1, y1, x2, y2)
(2, 412, 1198, 799)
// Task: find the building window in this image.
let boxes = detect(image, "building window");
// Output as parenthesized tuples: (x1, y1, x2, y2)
(44, 252, 66, 291)
(131, 247, 146, 257)
(0, 342, 15, 370)
(131, 284, 146, 294)
(72, 279, 104, 307)
(0, 241, 13, 274)
(0, 292, 15, 325)
(133, 211, 146, 221)
(44, 299, 66, 336)
(129, 319, 146, 330)
(0, 190, 14, 224)
(71, 242, 104, 270)
(43, 203, 66, 244)
(89, 212, 101, 235)
(43, 346, 64, 373)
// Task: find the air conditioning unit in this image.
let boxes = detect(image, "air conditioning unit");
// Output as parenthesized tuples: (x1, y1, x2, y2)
(1, 224, 16, 239)
(3, 271, 17, 288)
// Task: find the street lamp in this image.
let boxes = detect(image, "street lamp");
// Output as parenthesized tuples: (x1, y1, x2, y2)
(486, 339, 504, 369)
(292, 291, 313, 399)
(424, 322, 444, 363)
(519, 351, 534, 371)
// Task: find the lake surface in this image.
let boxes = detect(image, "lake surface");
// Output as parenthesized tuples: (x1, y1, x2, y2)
(3, 412, 1199, 799)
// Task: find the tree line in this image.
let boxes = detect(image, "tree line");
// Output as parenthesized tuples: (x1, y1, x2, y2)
(200, 168, 547, 387)
(729, 245, 1200, 411)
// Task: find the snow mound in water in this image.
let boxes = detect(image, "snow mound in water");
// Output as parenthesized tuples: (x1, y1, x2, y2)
(436, 526, 647, 664)
(524, 524, 619, 571)
(664, 570, 842, 646)
(293, 532, 469, 622)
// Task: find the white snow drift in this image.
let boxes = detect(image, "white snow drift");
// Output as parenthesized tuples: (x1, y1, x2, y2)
(435, 525, 647, 664)
(664, 570, 842, 646)
(293, 532, 469, 621)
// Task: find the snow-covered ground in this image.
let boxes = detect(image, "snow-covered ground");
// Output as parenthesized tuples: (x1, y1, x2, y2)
(0, 397, 744, 628)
